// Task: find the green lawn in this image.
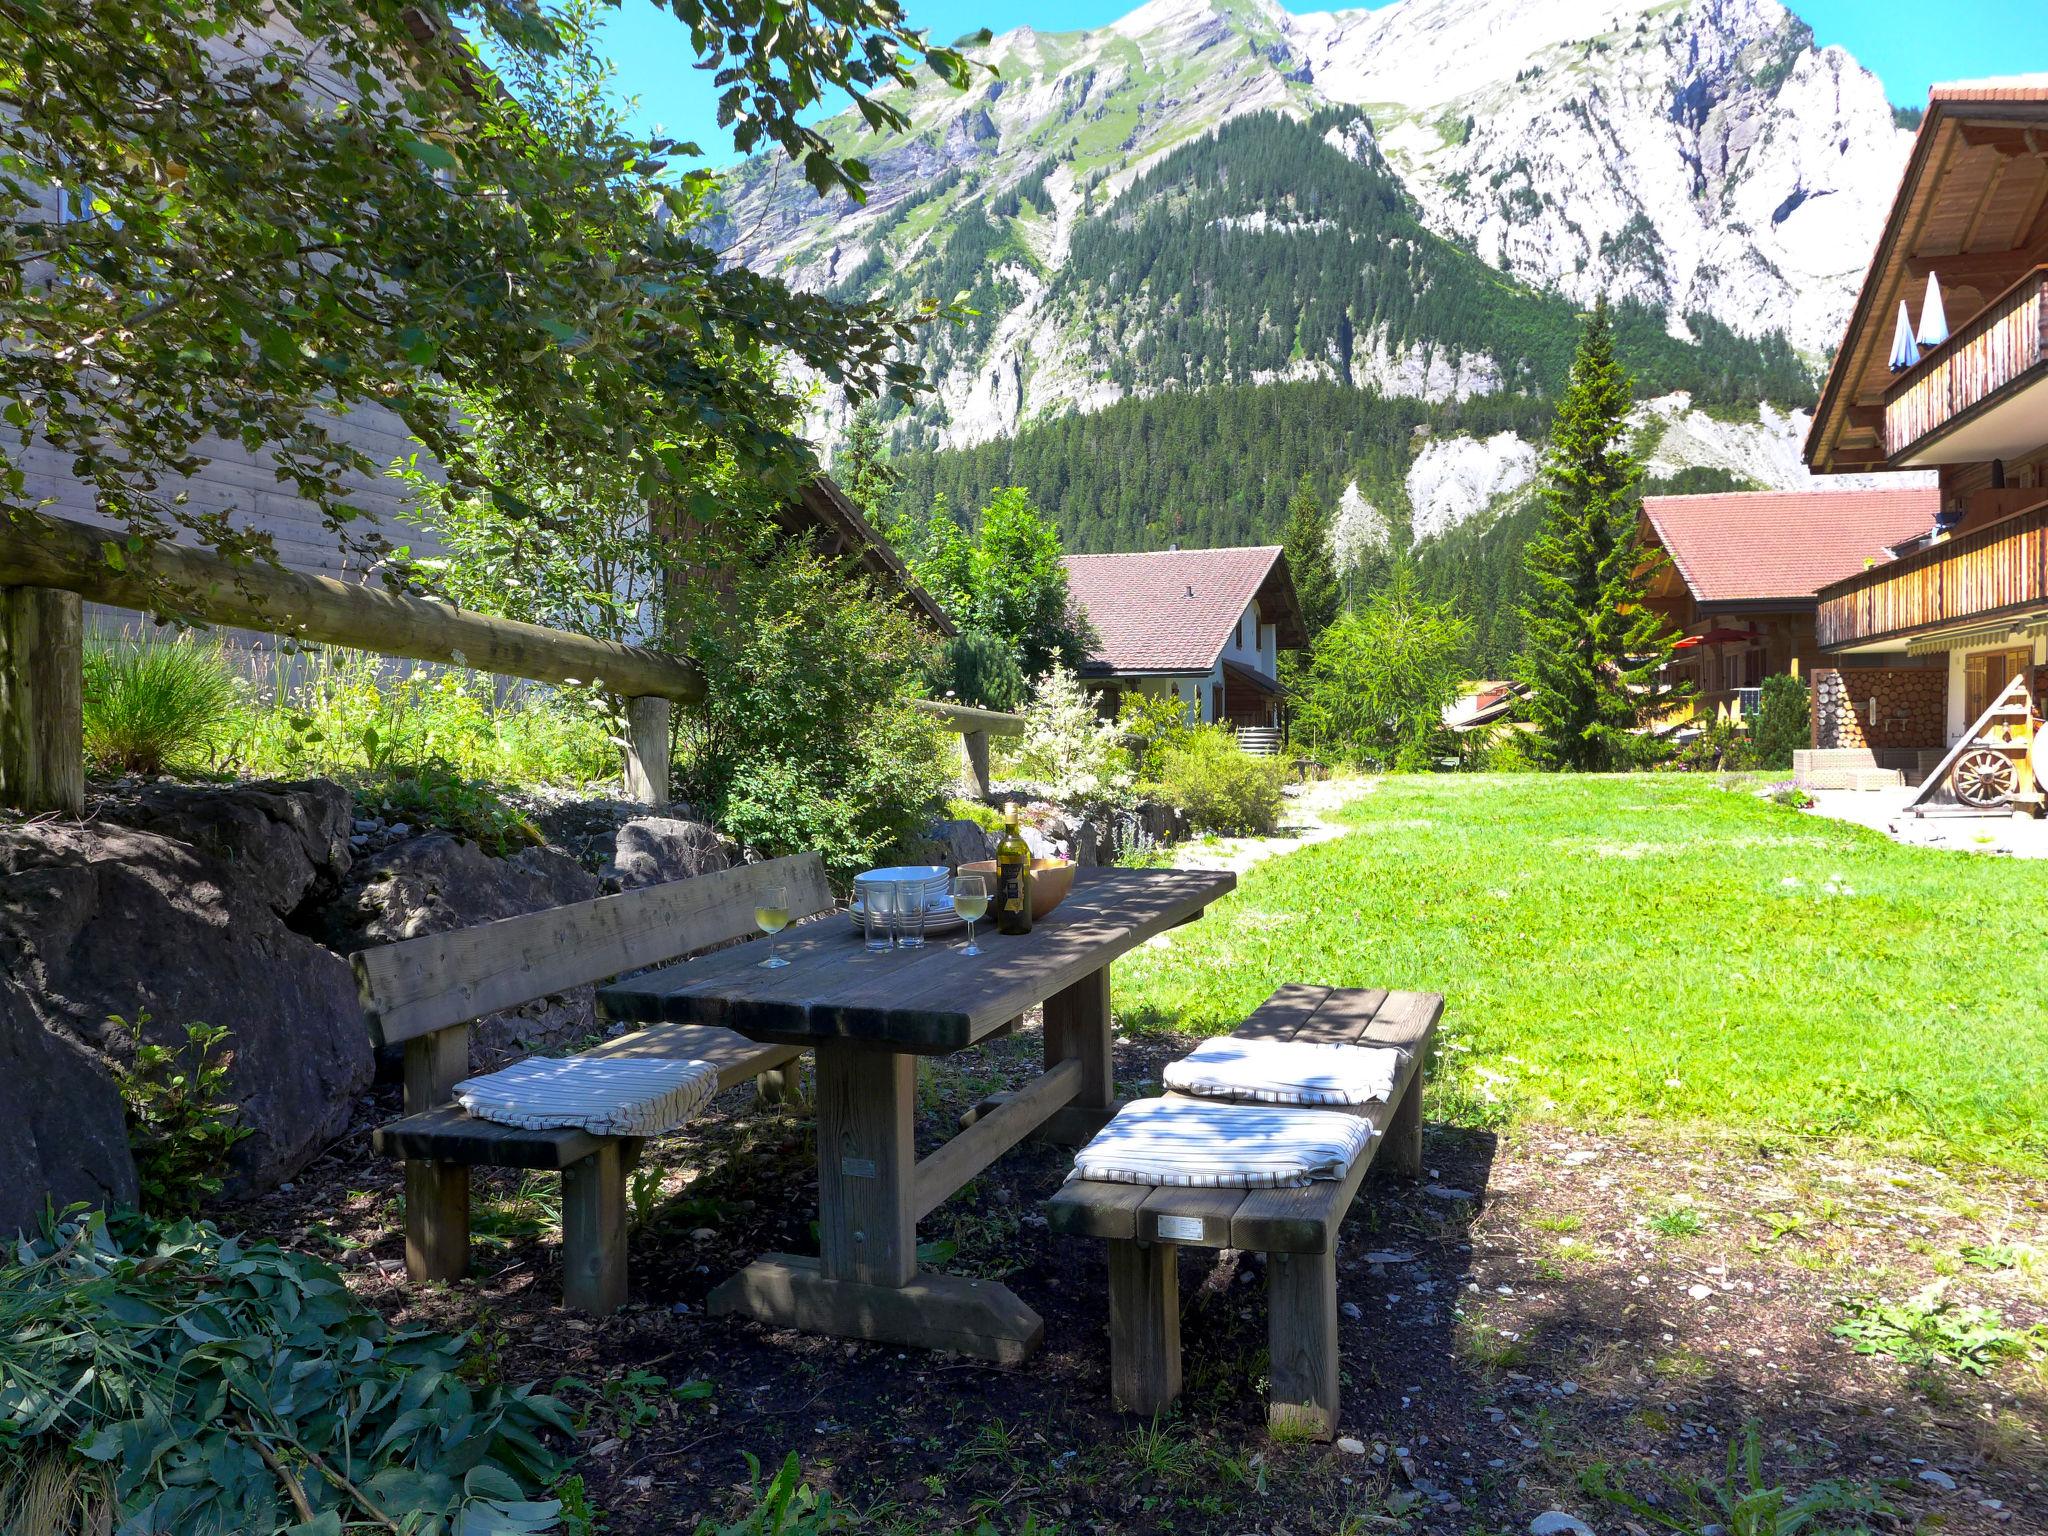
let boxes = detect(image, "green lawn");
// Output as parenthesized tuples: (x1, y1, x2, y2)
(1115, 775, 2048, 1172)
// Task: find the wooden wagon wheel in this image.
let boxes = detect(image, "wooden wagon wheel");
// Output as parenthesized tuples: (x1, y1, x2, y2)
(1952, 746, 2018, 809)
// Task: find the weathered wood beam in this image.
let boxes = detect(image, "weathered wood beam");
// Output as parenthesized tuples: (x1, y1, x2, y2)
(0, 511, 705, 703)
(910, 1058, 1080, 1221)
(622, 694, 671, 805)
(914, 698, 1025, 737)
(0, 586, 83, 815)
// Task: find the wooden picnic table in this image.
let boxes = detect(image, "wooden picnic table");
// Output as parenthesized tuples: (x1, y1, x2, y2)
(598, 865, 1235, 1362)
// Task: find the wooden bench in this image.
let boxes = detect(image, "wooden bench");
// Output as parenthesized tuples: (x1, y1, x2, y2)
(1046, 984, 1442, 1438)
(354, 852, 834, 1313)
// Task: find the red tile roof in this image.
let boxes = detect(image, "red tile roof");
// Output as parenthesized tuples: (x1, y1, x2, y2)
(1061, 546, 1304, 674)
(1641, 488, 1940, 606)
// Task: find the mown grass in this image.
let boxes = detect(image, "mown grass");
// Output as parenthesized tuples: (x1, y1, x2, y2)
(1115, 774, 2048, 1172)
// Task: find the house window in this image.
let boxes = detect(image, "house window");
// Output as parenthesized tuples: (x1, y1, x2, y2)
(1242, 611, 1252, 650)
(1212, 684, 1224, 721)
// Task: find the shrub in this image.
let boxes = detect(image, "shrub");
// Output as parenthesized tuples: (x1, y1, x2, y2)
(1751, 673, 1810, 770)
(0, 1210, 575, 1533)
(677, 544, 952, 884)
(927, 625, 1026, 711)
(1013, 663, 1134, 812)
(109, 1015, 251, 1218)
(1296, 568, 1468, 770)
(81, 633, 239, 776)
(1671, 717, 1756, 773)
(1156, 727, 1287, 836)
(1115, 690, 1195, 786)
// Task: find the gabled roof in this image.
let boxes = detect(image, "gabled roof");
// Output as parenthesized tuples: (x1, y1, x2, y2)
(776, 473, 955, 634)
(1642, 488, 1940, 606)
(1061, 546, 1307, 675)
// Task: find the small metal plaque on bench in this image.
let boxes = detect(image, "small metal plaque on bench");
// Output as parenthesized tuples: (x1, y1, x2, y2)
(1155, 1214, 1206, 1241)
(839, 1156, 878, 1179)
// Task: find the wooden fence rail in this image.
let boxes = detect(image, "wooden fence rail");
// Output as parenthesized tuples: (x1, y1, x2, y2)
(0, 510, 1020, 814)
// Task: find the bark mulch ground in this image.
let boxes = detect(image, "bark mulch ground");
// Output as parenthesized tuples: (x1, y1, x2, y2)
(228, 1022, 2047, 1535)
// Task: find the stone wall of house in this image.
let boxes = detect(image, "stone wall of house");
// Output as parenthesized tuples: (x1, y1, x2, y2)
(1811, 667, 1948, 751)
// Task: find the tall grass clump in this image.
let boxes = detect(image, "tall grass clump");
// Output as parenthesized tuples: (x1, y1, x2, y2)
(81, 633, 239, 777)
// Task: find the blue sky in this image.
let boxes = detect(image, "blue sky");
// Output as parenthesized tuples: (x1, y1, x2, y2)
(595, 0, 2047, 161)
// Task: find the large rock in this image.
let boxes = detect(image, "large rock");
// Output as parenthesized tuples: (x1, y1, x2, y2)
(921, 817, 995, 871)
(97, 777, 354, 916)
(0, 819, 371, 1217)
(611, 816, 737, 889)
(333, 833, 605, 1062)
(0, 978, 137, 1234)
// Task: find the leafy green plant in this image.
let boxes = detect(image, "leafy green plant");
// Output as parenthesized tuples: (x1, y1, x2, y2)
(694, 1452, 846, 1535)
(1583, 1420, 1890, 1536)
(81, 634, 240, 777)
(1833, 1285, 2047, 1375)
(927, 626, 1026, 712)
(0, 1210, 575, 1533)
(358, 763, 544, 856)
(1297, 564, 1469, 771)
(109, 1015, 251, 1219)
(557, 1369, 715, 1444)
(1116, 690, 1195, 786)
(1012, 663, 1136, 812)
(1155, 727, 1286, 836)
(1649, 1205, 1706, 1238)
(1751, 674, 1810, 770)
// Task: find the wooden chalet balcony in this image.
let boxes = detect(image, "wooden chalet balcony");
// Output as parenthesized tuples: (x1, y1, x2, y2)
(1883, 265, 2048, 465)
(1817, 502, 2048, 651)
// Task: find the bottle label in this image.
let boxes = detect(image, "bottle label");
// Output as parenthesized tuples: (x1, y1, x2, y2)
(998, 865, 1025, 912)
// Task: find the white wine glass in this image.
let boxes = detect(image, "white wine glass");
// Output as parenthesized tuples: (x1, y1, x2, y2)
(951, 873, 988, 956)
(755, 883, 791, 968)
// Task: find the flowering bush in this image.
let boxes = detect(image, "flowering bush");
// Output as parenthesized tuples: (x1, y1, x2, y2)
(1013, 664, 1134, 812)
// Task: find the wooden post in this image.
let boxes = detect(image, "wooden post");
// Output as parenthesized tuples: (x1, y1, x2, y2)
(562, 1140, 629, 1313)
(1108, 1238, 1182, 1414)
(1042, 965, 1115, 1144)
(0, 586, 84, 815)
(815, 1043, 916, 1287)
(402, 1025, 471, 1283)
(960, 726, 992, 802)
(1384, 1072, 1424, 1180)
(1267, 1248, 1339, 1439)
(622, 695, 670, 805)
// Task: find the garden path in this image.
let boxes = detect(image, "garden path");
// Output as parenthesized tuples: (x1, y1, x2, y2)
(1160, 774, 1376, 877)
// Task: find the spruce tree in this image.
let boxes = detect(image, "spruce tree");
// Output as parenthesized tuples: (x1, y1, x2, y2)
(1281, 473, 1342, 639)
(1517, 300, 1683, 771)
(835, 405, 898, 524)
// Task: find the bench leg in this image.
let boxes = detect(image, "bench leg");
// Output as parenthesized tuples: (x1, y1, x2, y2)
(1385, 1070, 1424, 1181)
(1108, 1238, 1181, 1415)
(562, 1141, 629, 1313)
(1043, 966, 1117, 1146)
(405, 1160, 470, 1283)
(1267, 1248, 1338, 1439)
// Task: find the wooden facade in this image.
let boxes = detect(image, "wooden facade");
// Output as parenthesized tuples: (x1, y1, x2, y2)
(1883, 266, 2048, 462)
(1816, 501, 2048, 650)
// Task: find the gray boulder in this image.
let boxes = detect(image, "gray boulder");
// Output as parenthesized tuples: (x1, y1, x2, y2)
(97, 777, 354, 915)
(0, 819, 371, 1217)
(612, 816, 737, 889)
(334, 833, 604, 1062)
(922, 817, 995, 871)
(0, 978, 137, 1234)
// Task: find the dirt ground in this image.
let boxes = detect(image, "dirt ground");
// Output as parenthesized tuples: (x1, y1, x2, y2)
(228, 1022, 2048, 1535)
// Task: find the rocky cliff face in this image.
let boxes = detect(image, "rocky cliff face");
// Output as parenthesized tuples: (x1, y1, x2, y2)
(713, 0, 1910, 466)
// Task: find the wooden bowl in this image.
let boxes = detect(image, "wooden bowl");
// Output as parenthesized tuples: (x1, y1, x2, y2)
(960, 857, 1076, 921)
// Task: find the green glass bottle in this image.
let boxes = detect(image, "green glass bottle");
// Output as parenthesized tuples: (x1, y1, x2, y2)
(994, 803, 1034, 935)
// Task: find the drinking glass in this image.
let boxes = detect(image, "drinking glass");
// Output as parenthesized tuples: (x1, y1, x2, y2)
(862, 882, 895, 951)
(892, 878, 927, 949)
(951, 873, 988, 956)
(755, 882, 791, 968)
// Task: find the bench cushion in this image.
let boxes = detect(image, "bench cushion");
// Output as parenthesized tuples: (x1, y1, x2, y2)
(1162, 1036, 1406, 1107)
(456, 1056, 720, 1136)
(1070, 1097, 1374, 1190)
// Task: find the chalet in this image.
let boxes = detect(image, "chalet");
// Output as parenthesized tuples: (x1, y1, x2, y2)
(1639, 487, 1938, 724)
(1060, 546, 1308, 741)
(1804, 76, 2048, 802)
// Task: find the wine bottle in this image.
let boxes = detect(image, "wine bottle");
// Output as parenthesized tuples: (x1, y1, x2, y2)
(995, 803, 1034, 935)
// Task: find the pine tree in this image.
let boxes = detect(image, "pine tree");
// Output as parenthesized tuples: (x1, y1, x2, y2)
(1280, 473, 1342, 639)
(835, 404, 898, 525)
(1516, 300, 1683, 771)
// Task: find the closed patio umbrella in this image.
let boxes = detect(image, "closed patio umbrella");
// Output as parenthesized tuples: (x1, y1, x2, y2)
(1915, 272, 1949, 350)
(1888, 298, 1919, 371)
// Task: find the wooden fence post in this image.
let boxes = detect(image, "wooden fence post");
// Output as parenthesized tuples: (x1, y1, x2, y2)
(0, 586, 84, 816)
(960, 726, 992, 803)
(623, 694, 671, 806)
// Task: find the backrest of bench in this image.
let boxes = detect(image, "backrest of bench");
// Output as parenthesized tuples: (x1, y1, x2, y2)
(352, 852, 833, 1048)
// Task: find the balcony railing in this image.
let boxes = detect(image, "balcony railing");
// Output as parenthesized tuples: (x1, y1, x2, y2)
(1817, 502, 2048, 650)
(1884, 265, 2048, 462)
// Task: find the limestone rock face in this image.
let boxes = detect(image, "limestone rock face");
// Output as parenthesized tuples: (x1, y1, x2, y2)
(96, 777, 354, 916)
(612, 816, 739, 889)
(333, 833, 604, 1062)
(0, 818, 371, 1216)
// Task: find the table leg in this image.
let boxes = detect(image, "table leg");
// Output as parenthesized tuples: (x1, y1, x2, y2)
(1040, 964, 1121, 1146)
(816, 1042, 915, 1287)
(706, 1040, 1044, 1363)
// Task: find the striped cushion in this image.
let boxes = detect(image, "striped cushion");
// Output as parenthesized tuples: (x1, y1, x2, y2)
(1069, 1097, 1374, 1189)
(1163, 1036, 1406, 1107)
(455, 1057, 719, 1137)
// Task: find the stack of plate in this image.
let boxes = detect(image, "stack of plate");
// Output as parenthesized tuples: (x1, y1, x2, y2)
(852, 864, 951, 912)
